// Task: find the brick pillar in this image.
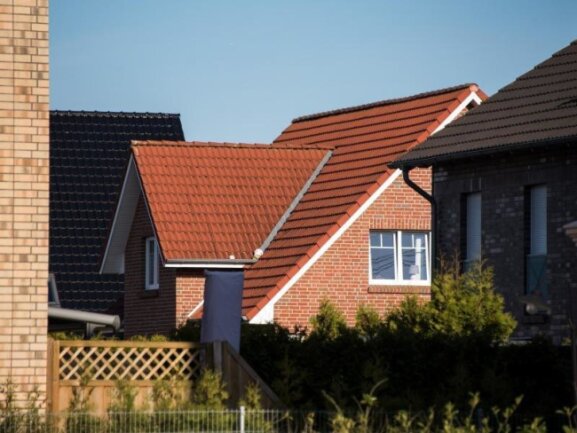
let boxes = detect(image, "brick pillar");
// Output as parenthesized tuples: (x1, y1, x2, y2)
(0, 0, 49, 404)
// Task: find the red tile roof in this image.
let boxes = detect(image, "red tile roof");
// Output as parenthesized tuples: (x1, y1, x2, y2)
(132, 141, 330, 262)
(243, 84, 485, 319)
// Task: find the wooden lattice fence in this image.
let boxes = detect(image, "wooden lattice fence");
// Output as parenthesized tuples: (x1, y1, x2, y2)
(47, 339, 202, 414)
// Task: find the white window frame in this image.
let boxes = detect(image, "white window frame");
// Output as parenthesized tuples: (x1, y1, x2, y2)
(369, 230, 430, 286)
(145, 237, 159, 290)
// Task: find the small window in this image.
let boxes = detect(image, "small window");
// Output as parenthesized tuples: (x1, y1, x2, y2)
(463, 192, 482, 269)
(370, 231, 430, 285)
(526, 185, 547, 296)
(145, 237, 159, 290)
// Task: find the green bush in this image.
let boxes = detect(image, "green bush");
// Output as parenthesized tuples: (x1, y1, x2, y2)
(310, 299, 348, 340)
(386, 261, 516, 342)
(237, 264, 571, 420)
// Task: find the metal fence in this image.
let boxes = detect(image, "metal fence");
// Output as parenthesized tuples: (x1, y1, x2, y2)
(0, 409, 336, 433)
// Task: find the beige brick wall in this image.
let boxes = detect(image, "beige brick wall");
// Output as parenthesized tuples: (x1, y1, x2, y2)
(0, 0, 49, 405)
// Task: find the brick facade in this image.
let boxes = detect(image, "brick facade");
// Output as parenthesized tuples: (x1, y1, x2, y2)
(124, 196, 206, 336)
(434, 145, 577, 341)
(124, 197, 177, 337)
(273, 168, 431, 328)
(0, 0, 49, 403)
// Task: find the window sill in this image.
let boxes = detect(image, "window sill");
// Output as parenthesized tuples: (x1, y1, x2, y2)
(141, 289, 160, 299)
(367, 285, 430, 295)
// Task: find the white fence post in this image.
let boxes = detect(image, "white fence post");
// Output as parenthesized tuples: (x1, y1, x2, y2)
(240, 405, 246, 433)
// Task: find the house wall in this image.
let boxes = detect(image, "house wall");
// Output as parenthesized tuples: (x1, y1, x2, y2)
(273, 168, 432, 328)
(0, 1, 49, 404)
(175, 269, 205, 325)
(124, 196, 177, 337)
(434, 145, 577, 341)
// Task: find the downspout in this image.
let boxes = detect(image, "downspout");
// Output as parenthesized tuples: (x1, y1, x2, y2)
(401, 167, 437, 271)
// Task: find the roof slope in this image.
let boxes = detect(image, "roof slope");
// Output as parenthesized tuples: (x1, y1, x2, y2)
(394, 40, 577, 167)
(132, 141, 330, 262)
(50, 111, 185, 313)
(243, 84, 483, 319)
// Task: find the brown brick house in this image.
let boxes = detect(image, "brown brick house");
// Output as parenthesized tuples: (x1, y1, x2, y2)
(101, 85, 486, 335)
(393, 40, 577, 340)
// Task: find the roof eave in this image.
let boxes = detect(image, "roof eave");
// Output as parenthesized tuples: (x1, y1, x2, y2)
(393, 135, 577, 168)
(164, 259, 255, 269)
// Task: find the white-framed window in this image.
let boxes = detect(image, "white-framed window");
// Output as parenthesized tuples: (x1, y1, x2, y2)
(145, 237, 159, 290)
(369, 231, 430, 285)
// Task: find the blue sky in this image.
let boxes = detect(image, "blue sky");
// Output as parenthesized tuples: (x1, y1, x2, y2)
(51, 1, 576, 143)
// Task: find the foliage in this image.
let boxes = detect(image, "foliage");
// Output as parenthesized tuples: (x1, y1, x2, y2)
(386, 261, 516, 342)
(190, 369, 229, 409)
(237, 265, 571, 420)
(309, 299, 347, 340)
(240, 383, 273, 433)
(0, 379, 47, 433)
(354, 305, 381, 338)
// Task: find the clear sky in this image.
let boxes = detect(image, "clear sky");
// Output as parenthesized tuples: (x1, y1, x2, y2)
(51, 1, 576, 143)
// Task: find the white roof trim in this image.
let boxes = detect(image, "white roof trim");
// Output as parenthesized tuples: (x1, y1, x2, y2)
(187, 300, 204, 319)
(166, 263, 247, 269)
(100, 156, 141, 274)
(432, 91, 483, 135)
(250, 169, 402, 324)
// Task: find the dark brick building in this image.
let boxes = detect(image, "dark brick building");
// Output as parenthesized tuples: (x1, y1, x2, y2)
(393, 40, 577, 340)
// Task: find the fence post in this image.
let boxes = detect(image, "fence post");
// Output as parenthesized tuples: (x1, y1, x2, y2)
(48, 338, 60, 414)
(240, 405, 245, 433)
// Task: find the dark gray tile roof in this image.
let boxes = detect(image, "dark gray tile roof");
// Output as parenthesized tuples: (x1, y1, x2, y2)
(50, 111, 185, 313)
(393, 40, 577, 167)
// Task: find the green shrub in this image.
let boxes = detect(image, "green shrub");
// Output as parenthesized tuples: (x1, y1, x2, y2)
(310, 299, 347, 340)
(355, 305, 381, 338)
(386, 261, 516, 342)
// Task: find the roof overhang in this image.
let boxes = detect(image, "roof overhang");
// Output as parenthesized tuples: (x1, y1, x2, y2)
(392, 135, 577, 169)
(165, 259, 254, 269)
(100, 156, 141, 274)
(390, 89, 486, 169)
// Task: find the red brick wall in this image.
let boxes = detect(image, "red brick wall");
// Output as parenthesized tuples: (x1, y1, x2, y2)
(273, 168, 431, 328)
(124, 196, 177, 336)
(175, 269, 205, 324)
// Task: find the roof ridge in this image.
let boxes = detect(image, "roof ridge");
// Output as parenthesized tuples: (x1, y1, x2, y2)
(292, 83, 479, 123)
(132, 140, 333, 150)
(51, 110, 181, 118)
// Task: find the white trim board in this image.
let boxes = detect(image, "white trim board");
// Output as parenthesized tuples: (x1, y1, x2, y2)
(432, 91, 483, 135)
(166, 263, 247, 269)
(100, 156, 141, 274)
(250, 169, 402, 324)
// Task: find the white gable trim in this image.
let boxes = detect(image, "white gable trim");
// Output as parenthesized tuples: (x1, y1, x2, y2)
(250, 169, 402, 324)
(432, 91, 483, 135)
(100, 156, 141, 274)
(250, 89, 482, 324)
(187, 300, 204, 319)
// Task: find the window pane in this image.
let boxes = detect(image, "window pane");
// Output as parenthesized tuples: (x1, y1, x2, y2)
(371, 248, 396, 280)
(370, 232, 381, 247)
(466, 193, 481, 261)
(381, 232, 395, 248)
(401, 233, 428, 281)
(530, 185, 547, 255)
(147, 238, 156, 287)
